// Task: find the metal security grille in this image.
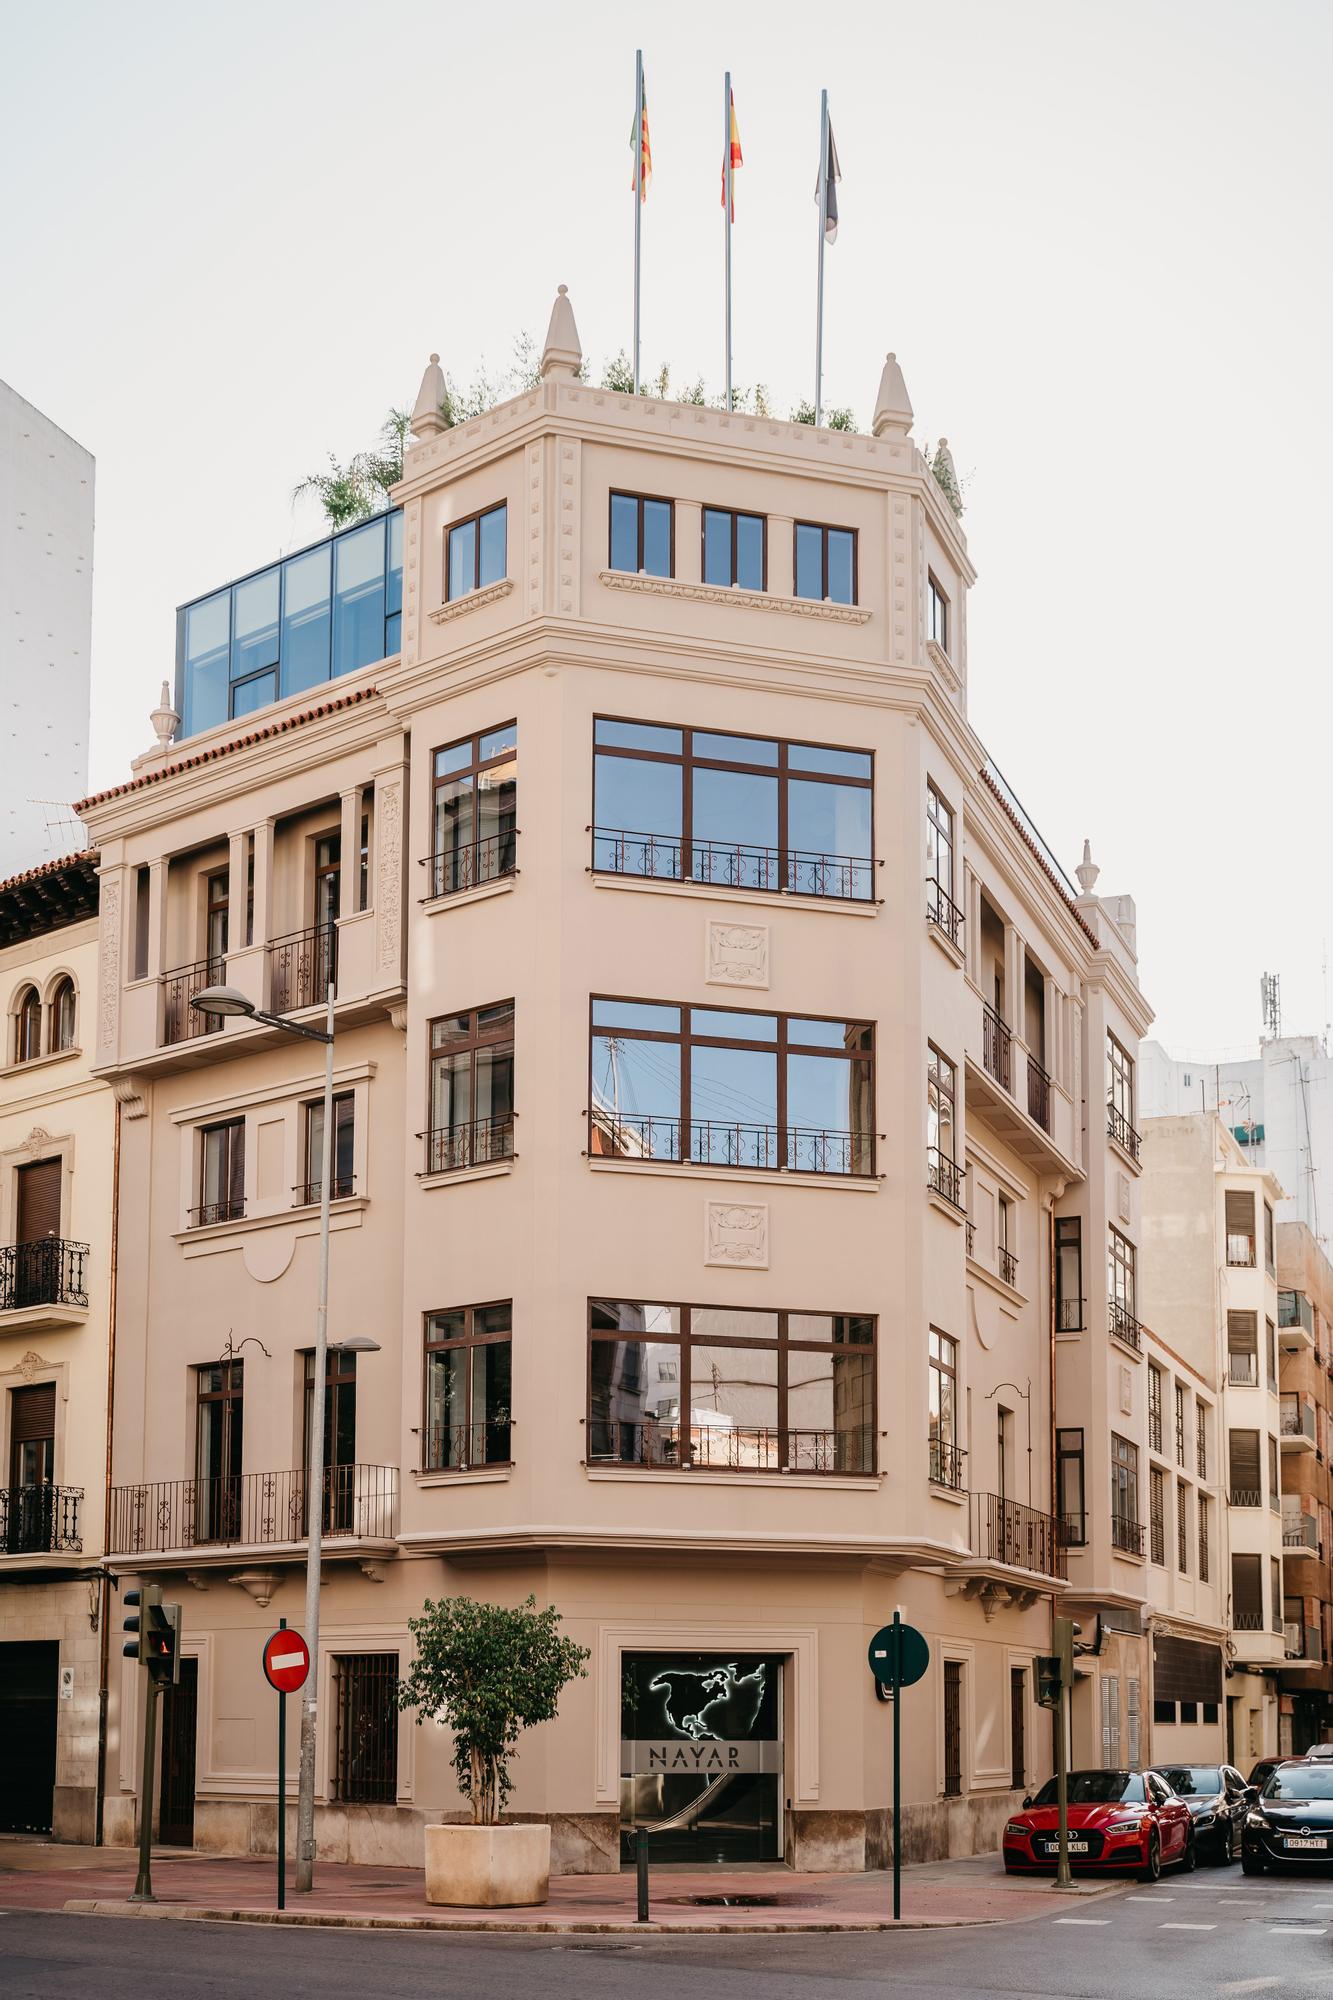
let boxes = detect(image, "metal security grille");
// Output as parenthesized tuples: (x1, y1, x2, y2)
(331, 1654, 398, 1804)
(943, 1662, 963, 1798)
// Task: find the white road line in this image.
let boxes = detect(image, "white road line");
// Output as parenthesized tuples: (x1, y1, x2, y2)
(1269, 1925, 1328, 1935)
(1218, 1980, 1281, 1995)
(1160, 1921, 1217, 1930)
(1127, 1894, 1174, 1902)
(1052, 1917, 1111, 1925)
(1216, 1897, 1264, 1904)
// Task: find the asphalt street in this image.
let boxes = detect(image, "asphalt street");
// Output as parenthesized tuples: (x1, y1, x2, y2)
(7, 1870, 1333, 1999)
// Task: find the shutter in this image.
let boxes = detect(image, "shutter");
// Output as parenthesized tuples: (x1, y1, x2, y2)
(1126, 1679, 1141, 1767)
(1226, 1311, 1257, 1354)
(15, 1159, 61, 1243)
(1229, 1429, 1260, 1499)
(10, 1383, 56, 1443)
(1153, 1634, 1223, 1704)
(1225, 1190, 1255, 1253)
(1232, 1553, 1263, 1621)
(1100, 1674, 1120, 1762)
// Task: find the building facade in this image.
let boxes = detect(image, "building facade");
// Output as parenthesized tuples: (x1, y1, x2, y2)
(84, 294, 1151, 1869)
(1274, 1219, 1333, 1753)
(0, 850, 113, 1840)
(0, 381, 94, 873)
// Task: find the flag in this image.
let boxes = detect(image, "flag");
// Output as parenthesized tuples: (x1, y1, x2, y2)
(815, 116, 841, 242)
(721, 89, 742, 219)
(631, 76, 652, 200)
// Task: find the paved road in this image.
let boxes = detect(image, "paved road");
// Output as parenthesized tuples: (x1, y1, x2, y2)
(7, 1868, 1333, 1998)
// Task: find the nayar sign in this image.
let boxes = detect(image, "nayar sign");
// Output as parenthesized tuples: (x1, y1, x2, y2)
(625, 1739, 780, 1774)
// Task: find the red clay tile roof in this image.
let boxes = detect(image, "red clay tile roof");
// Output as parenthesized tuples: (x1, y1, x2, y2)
(979, 766, 1099, 949)
(0, 848, 101, 947)
(74, 685, 381, 814)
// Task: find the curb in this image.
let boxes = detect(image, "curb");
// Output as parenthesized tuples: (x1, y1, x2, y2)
(60, 1898, 1019, 1934)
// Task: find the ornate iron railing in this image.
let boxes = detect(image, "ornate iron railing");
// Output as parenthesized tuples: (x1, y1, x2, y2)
(591, 1111, 872, 1177)
(1059, 1512, 1087, 1549)
(1, 1483, 82, 1555)
(926, 878, 964, 948)
(161, 957, 225, 1046)
(188, 1198, 245, 1229)
(929, 1436, 966, 1491)
(1110, 1513, 1145, 1556)
(268, 924, 336, 1014)
(107, 1464, 398, 1554)
(969, 1492, 1059, 1575)
(1232, 1608, 1264, 1632)
(1027, 1055, 1052, 1132)
(423, 1117, 515, 1176)
(927, 1148, 965, 1209)
(999, 1246, 1018, 1288)
(1057, 1296, 1085, 1332)
(1109, 1299, 1143, 1352)
(0, 1239, 89, 1312)
(591, 827, 875, 902)
(422, 1422, 513, 1472)
(1107, 1100, 1141, 1161)
(293, 1174, 355, 1207)
(982, 1004, 1011, 1089)
(587, 1419, 874, 1476)
(421, 831, 517, 901)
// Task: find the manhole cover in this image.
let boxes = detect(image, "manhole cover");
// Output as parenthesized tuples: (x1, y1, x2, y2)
(659, 1892, 816, 1909)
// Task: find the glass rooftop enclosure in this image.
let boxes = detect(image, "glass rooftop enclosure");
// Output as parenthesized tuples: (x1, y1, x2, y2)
(175, 509, 404, 740)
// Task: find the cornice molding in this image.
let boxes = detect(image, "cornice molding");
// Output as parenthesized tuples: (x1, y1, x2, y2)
(598, 568, 872, 626)
(427, 577, 515, 626)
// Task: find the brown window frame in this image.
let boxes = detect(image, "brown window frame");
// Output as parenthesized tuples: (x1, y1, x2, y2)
(793, 519, 858, 605)
(1057, 1428, 1085, 1545)
(49, 978, 76, 1054)
(1225, 1189, 1256, 1267)
(927, 1045, 962, 1207)
(205, 868, 229, 966)
(426, 1001, 515, 1174)
(1148, 1363, 1163, 1454)
(1055, 1217, 1083, 1331)
(701, 505, 767, 590)
(608, 490, 675, 577)
(422, 1299, 513, 1471)
(586, 1297, 876, 1476)
(1149, 1464, 1166, 1565)
(194, 1117, 245, 1227)
(588, 994, 876, 1177)
(14, 986, 41, 1065)
(331, 1652, 399, 1804)
(427, 721, 518, 899)
(929, 1327, 962, 1487)
(927, 571, 949, 652)
(1174, 1382, 1187, 1467)
(1198, 1494, 1210, 1581)
(299, 1091, 355, 1205)
(444, 500, 508, 601)
(1177, 1479, 1189, 1573)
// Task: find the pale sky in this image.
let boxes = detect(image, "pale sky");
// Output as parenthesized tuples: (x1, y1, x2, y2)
(2, 0, 1328, 1051)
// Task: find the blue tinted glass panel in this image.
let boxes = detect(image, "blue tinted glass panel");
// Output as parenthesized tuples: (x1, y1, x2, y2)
(593, 755, 682, 876)
(692, 768, 778, 847)
(693, 732, 778, 767)
(610, 493, 638, 571)
(333, 521, 386, 678)
(787, 742, 872, 779)
(787, 1051, 858, 1129)
(480, 723, 517, 761)
(591, 999, 680, 1032)
(591, 1036, 681, 1154)
(434, 738, 472, 777)
(703, 508, 731, 586)
(735, 513, 764, 590)
(384, 611, 401, 655)
(642, 499, 672, 576)
(386, 510, 404, 616)
(788, 1017, 853, 1048)
(827, 529, 855, 605)
(448, 519, 476, 599)
(231, 569, 280, 681)
(690, 1044, 778, 1127)
(794, 523, 823, 599)
(281, 545, 331, 696)
(231, 672, 277, 718)
(594, 719, 682, 754)
(478, 505, 506, 587)
(183, 591, 230, 735)
(692, 1010, 777, 1042)
(789, 777, 872, 862)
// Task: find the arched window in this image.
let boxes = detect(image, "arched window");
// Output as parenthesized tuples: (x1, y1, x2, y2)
(50, 978, 76, 1053)
(14, 987, 41, 1064)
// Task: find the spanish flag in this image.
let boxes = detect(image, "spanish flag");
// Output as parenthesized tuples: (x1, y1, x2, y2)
(722, 89, 742, 219)
(631, 75, 652, 200)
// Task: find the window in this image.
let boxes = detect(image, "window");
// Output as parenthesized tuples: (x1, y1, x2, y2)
(929, 1329, 961, 1487)
(927, 1048, 962, 1206)
(1198, 1495, 1209, 1581)
(1264, 1201, 1276, 1275)
(925, 783, 960, 942)
(195, 1119, 244, 1226)
(49, 979, 76, 1053)
(1010, 1668, 1026, 1789)
(446, 501, 507, 601)
(1108, 1228, 1139, 1347)
(1196, 1402, 1208, 1479)
(304, 1347, 358, 1533)
(927, 571, 949, 652)
(1271, 1556, 1283, 1633)
(1269, 1433, 1280, 1511)
(13, 987, 41, 1064)
(588, 1299, 875, 1474)
(702, 507, 765, 590)
(1055, 1217, 1083, 1330)
(133, 866, 150, 981)
(331, 521, 387, 679)
(301, 1092, 354, 1204)
(1148, 1363, 1163, 1454)
(357, 787, 372, 912)
(589, 997, 875, 1176)
(429, 723, 517, 898)
(205, 869, 229, 967)
(794, 521, 856, 605)
(424, 1300, 512, 1470)
(997, 1194, 1017, 1288)
(427, 1003, 514, 1173)
(1100, 1676, 1121, 1764)
(1225, 1189, 1256, 1267)
(1177, 1482, 1190, 1572)
(1149, 1466, 1166, 1565)
(1266, 1317, 1278, 1393)
(1175, 1382, 1187, 1467)
(943, 1661, 963, 1797)
(1057, 1428, 1085, 1544)
(592, 717, 874, 900)
(1111, 1433, 1140, 1552)
(609, 491, 673, 577)
(1154, 1699, 1175, 1725)
(1227, 1310, 1258, 1386)
(1106, 1034, 1139, 1158)
(1127, 1678, 1141, 1768)
(1228, 1428, 1260, 1506)
(331, 1654, 398, 1803)
(195, 1359, 243, 1542)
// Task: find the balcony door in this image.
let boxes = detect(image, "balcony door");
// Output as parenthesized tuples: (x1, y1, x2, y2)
(304, 1349, 356, 1533)
(7, 1383, 55, 1553)
(14, 1158, 61, 1309)
(195, 1361, 243, 1543)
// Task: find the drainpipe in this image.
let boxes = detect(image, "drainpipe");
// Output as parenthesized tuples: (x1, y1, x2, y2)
(94, 1095, 122, 1847)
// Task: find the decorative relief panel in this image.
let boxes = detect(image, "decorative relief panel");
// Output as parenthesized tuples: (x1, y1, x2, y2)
(97, 875, 120, 1054)
(705, 920, 769, 990)
(1119, 1366, 1133, 1416)
(375, 779, 403, 977)
(704, 1200, 769, 1270)
(1117, 1172, 1132, 1223)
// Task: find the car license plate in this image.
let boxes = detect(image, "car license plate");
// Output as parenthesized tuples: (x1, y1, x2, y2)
(1043, 1839, 1089, 1854)
(1286, 1836, 1327, 1850)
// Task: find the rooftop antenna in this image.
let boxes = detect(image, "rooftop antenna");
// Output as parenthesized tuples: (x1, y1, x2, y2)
(32, 801, 87, 859)
(1260, 971, 1281, 1041)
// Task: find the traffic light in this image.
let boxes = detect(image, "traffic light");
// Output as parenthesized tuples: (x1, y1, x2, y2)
(1053, 1615, 1080, 1683)
(122, 1584, 181, 1683)
(1035, 1654, 1062, 1709)
(122, 1583, 160, 1665)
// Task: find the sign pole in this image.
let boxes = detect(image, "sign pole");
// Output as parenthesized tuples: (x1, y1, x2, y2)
(1055, 1672, 1070, 1888)
(891, 1610, 902, 1921)
(277, 1617, 287, 1912)
(130, 1671, 158, 1903)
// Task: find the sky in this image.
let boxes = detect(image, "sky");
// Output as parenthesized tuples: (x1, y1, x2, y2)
(1, 0, 1329, 1052)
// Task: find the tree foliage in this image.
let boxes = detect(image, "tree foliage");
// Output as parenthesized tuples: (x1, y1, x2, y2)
(293, 408, 410, 530)
(397, 1594, 589, 1825)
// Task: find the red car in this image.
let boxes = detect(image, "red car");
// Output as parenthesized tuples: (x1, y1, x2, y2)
(1003, 1768, 1195, 1882)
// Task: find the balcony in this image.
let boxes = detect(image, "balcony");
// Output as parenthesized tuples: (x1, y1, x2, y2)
(1059, 1512, 1087, 1549)
(420, 832, 517, 902)
(1279, 1290, 1316, 1353)
(268, 924, 336, 1016)
(1, 1484, 82, 1556)
(107, 1465, 398, 1557)
(1229, 1485, 1262, 1507)
(1057, 1296, 1085, 1332)
(1281, 1397, 1317, 1453)
(1284, 1621, 1323, 1665)
(189, 1196, 246, 1229)
(587, 1419, 874, 1477)
(927, 1148, 965, 1210)
(999, 1246, 1019, 1289)
(966, 994, 1077, 1174)
(0, 1240, 89, 1324)
(421, 1421, 513, 1473)
(1109, 1299, 1144, 1354)
(423, 1117, 516, 1177)
(1110, 1513, 1146, 1557)
(929, 1436, 966, 1491)
(982, 1004, 1011, 1090)
(161, 957, 225, 1047)
(591, 828, 876, 904)
(589, 1113, 873, 1179)
(926, 878, 964, 951)
(1027, 1055, 1052, 1134)
(1283, 1508, 1319, 1552)
(968, 1492, 1060, 1575)
(1107, 1101, 1141, 1163)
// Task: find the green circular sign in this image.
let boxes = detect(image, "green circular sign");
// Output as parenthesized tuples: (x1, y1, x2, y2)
(868, 1621, 929, 1688)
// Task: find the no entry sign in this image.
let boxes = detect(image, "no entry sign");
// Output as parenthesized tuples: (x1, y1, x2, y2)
(263, 1628, 310, 1694)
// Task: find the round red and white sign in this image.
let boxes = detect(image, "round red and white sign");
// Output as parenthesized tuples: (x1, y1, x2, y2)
(262, 1628, 310, 1693)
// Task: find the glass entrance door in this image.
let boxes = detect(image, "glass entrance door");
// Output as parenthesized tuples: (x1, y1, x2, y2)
(620, 1651, 782, 1863)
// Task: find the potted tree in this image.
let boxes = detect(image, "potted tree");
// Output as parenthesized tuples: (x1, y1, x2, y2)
(399, 1593, 589, 1907)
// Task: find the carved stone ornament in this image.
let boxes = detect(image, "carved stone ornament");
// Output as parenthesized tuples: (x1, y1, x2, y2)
(706, 920, 769, 989)
(111, 1076, 149, 1119)
(1119, 1366, 1133, 1416)
(98, 875, 121, 1052)
(376, 779, 403, 975)
(1118, 1172, 1132, 1222)
(23, 1126, 53, 1158)
(704, 1200, 769, 1270)
(18, 1350, 48, 1382)
(228, 1569, 281, 1607)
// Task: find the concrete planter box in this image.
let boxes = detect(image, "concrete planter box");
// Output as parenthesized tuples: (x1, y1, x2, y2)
(424, 1821, 551, 1907)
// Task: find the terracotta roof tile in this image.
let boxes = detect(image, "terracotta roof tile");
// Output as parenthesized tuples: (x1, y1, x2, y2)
(0, 848, 102, 948)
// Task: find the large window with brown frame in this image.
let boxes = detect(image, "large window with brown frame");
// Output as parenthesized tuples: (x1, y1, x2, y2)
(426, 1003, 514, 1174)
(589, 996, 874, 1176)
(794, 520, 856, 604)
(1108, 1227, 1140, 1347)
(591, 717, 874, 900)
(925, 781, 961, 942)
(1225, 1189, 1256, 1267)
(587, 1298, 875, 1475)
(609, 491, 673, 577)
(428, 723, 517, 898)
(702, 506, 765, 590)
(13, 986, 41, 1064)
(929, 1329, 962, 1488)
(446, 502, 507, 601)
(194, 1119, 244, 1227)
(423, 1300, 512, 1471)
(195, 1359, 243, 1542)
(927, 1046, 962, 1207)
(1106, 1032, 1139, 1158)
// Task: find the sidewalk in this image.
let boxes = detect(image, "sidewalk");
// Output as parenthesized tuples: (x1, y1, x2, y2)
(0, 1841, 1131, 1933)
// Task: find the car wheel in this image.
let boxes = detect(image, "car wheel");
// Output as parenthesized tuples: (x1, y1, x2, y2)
(1241, 1848, 1265, 1876)
(1179, 1826, 1197, 1873)
(1140, 1831, 1162, 1883)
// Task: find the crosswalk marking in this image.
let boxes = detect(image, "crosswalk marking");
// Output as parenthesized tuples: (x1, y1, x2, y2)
(1160, 1921, 1216, 1930)
(1052, 1917, 1111, 1925)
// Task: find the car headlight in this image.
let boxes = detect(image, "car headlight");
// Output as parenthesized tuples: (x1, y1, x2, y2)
(1195, 1812, 1215, 1827)
(1003, 1821, 1029, 1837)
(1104, 1816, 1145, 1831)
(1245, 1811, 1267, 1828)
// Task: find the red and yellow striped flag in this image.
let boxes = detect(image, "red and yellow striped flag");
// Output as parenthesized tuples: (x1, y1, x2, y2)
(722, 89, 742, 218)
(631, 78, 652, 200)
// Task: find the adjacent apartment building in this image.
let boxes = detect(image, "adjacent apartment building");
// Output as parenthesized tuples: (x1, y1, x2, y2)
(82, 292, 1153, 1869)
(0, 849, 113, 1840)
(1274, 1219, 1333, 1753)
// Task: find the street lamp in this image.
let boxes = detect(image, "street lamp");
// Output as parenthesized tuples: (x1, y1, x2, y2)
(191, 978, 336, 1894)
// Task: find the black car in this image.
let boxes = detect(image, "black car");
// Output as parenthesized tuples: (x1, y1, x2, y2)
(1242, 1760, 1333, 1873)
(1248, 1756, 1299, 1791)
(1158, 1763, 1253, 1863)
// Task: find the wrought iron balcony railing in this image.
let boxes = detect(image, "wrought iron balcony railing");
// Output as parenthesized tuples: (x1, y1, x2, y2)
(1027, 1055, 1052, 1133)
(1058, 1512, 1088, 1549)
(1232, 1608, 1264, 1632)
(107, 1464, 398, 1555)
(161, 956, 225, 1047)
(928, 1436, 966, 1491)
(188, 1198, 245, 1229)
(1056, 1296, 1084, 1332)
(1107, 1101, 1141, 1161)
(999, 1246, 1018, 1288)
(0, 1239, 89, 1312)
(292, 1175, 355, 1207)
(2, 1483, 82, 1555)
(586, 1418, 874, 1476)
(423, 1117, 515, 1176)
(927, 1148, 965, 1209)
(591, 827, 875, 903)
(982, 1004, 1011, 1090)
(1109, 1299, 1143, 1352)
(926, 878, 964, 949)
(1110, 1513, 1146, 1556)
(422, 1421, 513, 1472)
(421, 832, 518, 901)
(268, 924, 336, 1015)
(969, 1492, 1059, 1575)
(591, 1111, 873, 1178)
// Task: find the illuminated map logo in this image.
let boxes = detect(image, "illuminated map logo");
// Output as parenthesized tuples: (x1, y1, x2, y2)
(647, 1662, 767, 1742)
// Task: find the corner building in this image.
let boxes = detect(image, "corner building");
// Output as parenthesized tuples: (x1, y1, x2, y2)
(85, 293, 1150, 1870)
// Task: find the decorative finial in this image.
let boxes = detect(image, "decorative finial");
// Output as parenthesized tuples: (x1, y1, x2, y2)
(871, 352, 914, 438)
(540, 284, 582, 381)
(149, 679, 179, 751)
(411, 352, 448, 438)
(1075, 839, 1100, 897)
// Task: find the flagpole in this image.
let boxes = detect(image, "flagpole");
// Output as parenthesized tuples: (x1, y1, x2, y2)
(633, 48, 643, 395)
(815, 88, 828, 428)
(724, 72, 733, 411)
